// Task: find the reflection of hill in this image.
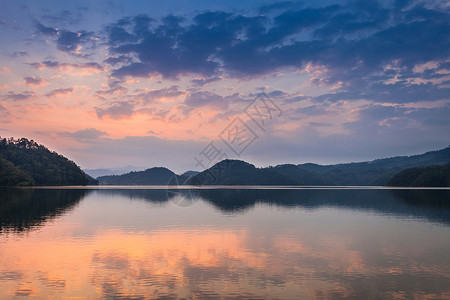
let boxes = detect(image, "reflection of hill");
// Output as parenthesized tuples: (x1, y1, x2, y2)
(202, 189, 450, 225)
(95, 188, 450, 225)
(91, 189, 170, 202)
(0, 188, 89, 234)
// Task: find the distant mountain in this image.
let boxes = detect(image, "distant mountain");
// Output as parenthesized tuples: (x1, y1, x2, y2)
(0, 137, 97, 186)
(186, 160, 298, 185)
(270, 164, 333, 185)
(84, 166, 144, 178)
(296, 146, 450, 185)
(97, 167, 176, 185)
(185, 146, 450, 186)
(94, 146, 450, 186)
(387, 164, 450, 187)
(176, 171, 200, 185)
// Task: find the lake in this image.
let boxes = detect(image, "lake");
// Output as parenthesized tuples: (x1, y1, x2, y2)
(0, 187, 449, 299)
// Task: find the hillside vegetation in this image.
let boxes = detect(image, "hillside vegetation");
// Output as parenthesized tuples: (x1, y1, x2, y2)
(186, 147, 450, 186)
(387, 164, 450, 187)
(0, 137, 97, 186)
(97, 167, 176, 185)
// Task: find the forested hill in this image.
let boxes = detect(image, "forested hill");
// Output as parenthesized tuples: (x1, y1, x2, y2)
(387, 164, 450, 187)
(97, 167, 176, 185)
(95, 146, 450, 186)
(0, 137, 97, 186)
(187, 146, 450, 186)
(186, 160, 299, 185)
(293, 146, 450, 185)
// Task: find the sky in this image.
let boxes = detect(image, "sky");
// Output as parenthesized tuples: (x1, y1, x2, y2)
(0, 0, 449, 173)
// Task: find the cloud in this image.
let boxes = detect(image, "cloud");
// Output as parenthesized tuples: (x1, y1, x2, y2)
(315, 81, 450, 103)
(29, 60, 103, 73)
(41, 9, 83, 25)
(45, 87, 74, 97)
(56, 29, 95, 56)
(0, 104, 9, 117)
(103, 2, 449, 103)
(258, 1, 297, 14)
(34, 20, 97, 56)
(74, 135, 202, 172)
(24, 76, 48, 87)
(245, 109, 450, 166)
(184, 91, 228, 110)
(35, 21, 58, 36)
(60, 128, 109, 140)
(0, 66, 10, 74)
(295, 105, 328, 116)
(103, 55, 131, 65)
(191, 77, 222, 87)
(11, 51, 28, 57)
(95, 85, 128, 97)
(266, 90, 288, 98)
(137, 86, 185, 103)
(95, 101, 135, 119)
(2, 91, 35, 101)
(408, 105, 450, 128)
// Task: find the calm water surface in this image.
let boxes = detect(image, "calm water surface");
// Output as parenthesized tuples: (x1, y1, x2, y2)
(0, 187, 449, 299)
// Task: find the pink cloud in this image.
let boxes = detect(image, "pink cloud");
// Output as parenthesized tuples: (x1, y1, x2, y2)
(28, 61, 103, 75)
(24, 76, 48, 87)
(2, 91, 35, 101)
(0, 66, 10, 74)
(45, 87, 74, 98)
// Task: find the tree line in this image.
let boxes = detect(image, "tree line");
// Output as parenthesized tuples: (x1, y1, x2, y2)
(0, 137, 97, 186)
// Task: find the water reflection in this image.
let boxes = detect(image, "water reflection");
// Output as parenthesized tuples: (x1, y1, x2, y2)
(0, 188, 88, 234)
(96, 188, 450, 225)
(0, 188, 449, 299)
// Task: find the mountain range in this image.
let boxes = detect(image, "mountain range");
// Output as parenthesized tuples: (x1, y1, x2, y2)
(96, 146, 450, 186)
(1, 136, 448, 187)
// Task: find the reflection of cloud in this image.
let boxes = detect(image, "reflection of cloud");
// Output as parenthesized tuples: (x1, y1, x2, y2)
(92, 251, 129, 270)
(0, 271, 22, 281)
(1, 216, 450, 299)
(14, 287, 35, 297)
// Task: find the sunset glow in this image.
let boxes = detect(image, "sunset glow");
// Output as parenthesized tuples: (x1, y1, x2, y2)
(0, 0, 448, 171)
